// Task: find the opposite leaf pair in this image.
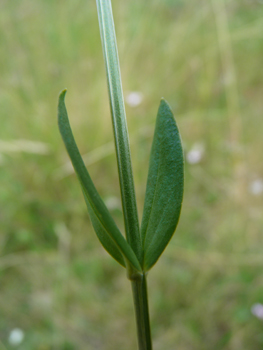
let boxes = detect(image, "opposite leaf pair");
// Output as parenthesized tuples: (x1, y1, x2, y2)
(58, 90, 184, 276)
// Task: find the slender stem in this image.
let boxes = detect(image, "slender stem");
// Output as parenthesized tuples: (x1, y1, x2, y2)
(131, 273, 153, 350)
(96, 0, 142, 262)
(95, 2, 152, 348)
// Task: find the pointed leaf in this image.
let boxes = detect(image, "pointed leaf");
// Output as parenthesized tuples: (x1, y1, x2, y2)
(57, 89, 142, 273)
(141, 99, 184, 271)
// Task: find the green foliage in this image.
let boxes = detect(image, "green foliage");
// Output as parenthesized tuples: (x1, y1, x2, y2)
(142, 99, 184, 271)
(58, 2, 184, 348)
(58, 1, 184, 277)
(1, 0, 263, 348)
(58, 89, 142, 273)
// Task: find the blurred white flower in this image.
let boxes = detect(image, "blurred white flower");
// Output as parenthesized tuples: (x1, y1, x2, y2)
(251, 303, 263, 320)
(249, 179, 263, 196)
(104, 196, 121, 210)
(125, 92, 144, 107)
(186, 143, 204, 164)
(8, 328, 24, 346)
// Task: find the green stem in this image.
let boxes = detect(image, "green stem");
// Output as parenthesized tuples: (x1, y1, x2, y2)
(131, 273, 153, 350)
(96, 0, 141, 262)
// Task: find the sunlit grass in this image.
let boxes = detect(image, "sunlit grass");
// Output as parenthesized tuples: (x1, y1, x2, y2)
(1, 0, 263, 348)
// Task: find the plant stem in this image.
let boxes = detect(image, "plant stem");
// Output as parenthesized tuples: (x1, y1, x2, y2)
(96, 1, 153, 348)
(96, 0, 142, 262)
(131, 273, 152, 350)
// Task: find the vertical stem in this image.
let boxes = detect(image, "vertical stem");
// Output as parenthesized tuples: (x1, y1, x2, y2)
(131, 273, 152, 350)
(96, 0, 142, 262)
(95, 2, 153, 348)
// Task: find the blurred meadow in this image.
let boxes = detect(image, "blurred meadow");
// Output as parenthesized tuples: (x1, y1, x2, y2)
(1, 0, 263, 349)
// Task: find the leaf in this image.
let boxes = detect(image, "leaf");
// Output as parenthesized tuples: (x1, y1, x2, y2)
(141, 99, 184, 271)
(96, 0, 141, 262)
(57, 89, 142, 273)
(81, 187, 125, 267)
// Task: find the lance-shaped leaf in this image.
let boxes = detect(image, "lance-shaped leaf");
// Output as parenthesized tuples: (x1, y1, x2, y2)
(58, 89, 142, 273)
(141, 99, 184, 271)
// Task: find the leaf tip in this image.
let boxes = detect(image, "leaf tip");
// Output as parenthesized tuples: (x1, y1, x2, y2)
(57, 89, 68, 125)
(59, 88, 67, 102)
(160, 97, 166, 105)
(159, 97, 172, 110)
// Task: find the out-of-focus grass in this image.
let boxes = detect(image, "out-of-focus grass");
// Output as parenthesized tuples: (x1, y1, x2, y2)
(0, 0, 263, 349)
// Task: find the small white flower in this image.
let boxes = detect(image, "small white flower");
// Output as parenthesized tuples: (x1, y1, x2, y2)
(251, 303, 263, 320)
(249, 179, 263, 196)
(125, 92, 144, 107)
(105, 196, 121, 210)
(186, 143, 204, 164)
(8, 328, 24, 346)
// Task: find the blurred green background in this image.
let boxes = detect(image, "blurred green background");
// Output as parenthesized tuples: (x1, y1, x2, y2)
(1, 0, 263, 349)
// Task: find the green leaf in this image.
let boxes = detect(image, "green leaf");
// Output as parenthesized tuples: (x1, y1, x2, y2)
(57, 89, 142, 273)
(141, 99, 184, 271)
(96, 0, 142, 262)
(81, 187, 125, 267)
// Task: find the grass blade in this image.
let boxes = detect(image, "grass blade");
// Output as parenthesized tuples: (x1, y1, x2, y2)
(141, 99, 184, 271)
(58, 89, 142, 273)
(96, 0, 142, 262)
